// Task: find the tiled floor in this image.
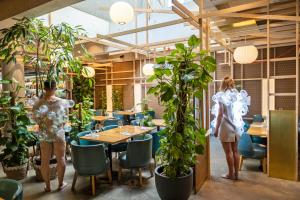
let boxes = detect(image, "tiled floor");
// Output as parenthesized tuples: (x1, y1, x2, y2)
(1, 137, 300, 199)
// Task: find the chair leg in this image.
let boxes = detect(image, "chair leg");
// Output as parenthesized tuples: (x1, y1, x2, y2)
(239, 156, 244, 171)
(118, 166, 122, 184)
(107, 169, 112, 184)
(262, 157, 267, 173)
(138, 168, 143, 186)
(71, 171, 78, 191)
(91, 175, 96, 195)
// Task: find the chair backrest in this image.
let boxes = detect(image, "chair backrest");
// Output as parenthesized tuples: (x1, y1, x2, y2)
(253, 114, 264, 123)
(135, 113, 144, 120)
(126, 134, 152, 168)
(243, 121, 250, 132)
(71, 141, 107, 176)
(77, 131, 100, 146)
(147, 110, 155, 118)
(152, 131, 161, 157)
(95, 109, 101, 116)
(102, 125, 118, 131)
(238, 133, 254, 158)
(130, 120, 139, 126)
(103, 119, 118, 127)
(0, 179, 23, 200)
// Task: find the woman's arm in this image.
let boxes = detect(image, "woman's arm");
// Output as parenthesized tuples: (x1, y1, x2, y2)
(214, 103, 223, 137)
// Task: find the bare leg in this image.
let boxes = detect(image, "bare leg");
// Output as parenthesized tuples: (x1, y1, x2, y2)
(40, 141, 53, 191)
(53, 141, 67, 189)
(221, 142, 234, 179)
(231, 140, 240, 180)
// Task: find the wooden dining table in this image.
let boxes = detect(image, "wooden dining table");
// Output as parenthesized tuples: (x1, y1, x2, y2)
(92, 116, 112, 122)
(80, 125, 156, 173)
(116, 111, 141, 124)
(248, 122, 268, 137)
(152, 119, 166, 131)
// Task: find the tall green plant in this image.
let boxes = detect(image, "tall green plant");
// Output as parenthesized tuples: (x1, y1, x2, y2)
(147, 35, 216, 178)
(112, 89, 123, 111)
(0, 79, 35, 167)
(72, 76, 94, 103)
(0, 17, 86, 95)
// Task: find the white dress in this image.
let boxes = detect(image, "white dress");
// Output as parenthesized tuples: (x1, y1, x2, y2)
(211, 89, 251, 142)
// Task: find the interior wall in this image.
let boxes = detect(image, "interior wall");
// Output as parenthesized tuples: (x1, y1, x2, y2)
(211, 45, 298, 119)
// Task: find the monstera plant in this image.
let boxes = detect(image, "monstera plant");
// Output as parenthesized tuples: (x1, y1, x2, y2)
(147, 35, 216, 200)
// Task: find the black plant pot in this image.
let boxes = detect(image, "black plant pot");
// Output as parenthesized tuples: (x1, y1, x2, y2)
(155, 166, 193, 200)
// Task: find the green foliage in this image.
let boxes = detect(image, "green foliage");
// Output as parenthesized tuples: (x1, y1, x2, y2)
(99, 90, 107, 110)
(73, 75, 94, 103)
(0, 17, 87, 95)
(147, 35, 216, 178)
(112, 89, 123, 111)
(0, 80, 35, 167)
(69, 97, 94, 141)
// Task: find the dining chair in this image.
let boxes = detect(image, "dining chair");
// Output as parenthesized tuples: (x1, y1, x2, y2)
(238, 133, 267, 173)
(152, 131, 162, 159)
(253, 114, 264, 122)
(0, 179, 23, 200)
(243, 121, 250, 132)
(103, 119, 118, 127)
(77, 131, 101, 146)
(130, 120, 139, 126)
(113, 113, 127, 125)
(70, 141, 112, 195)
(146, 110, 155, 119)
(102, 125, 128, 154)
(118, 134, 153, 186)
(135, 113, 144, 120)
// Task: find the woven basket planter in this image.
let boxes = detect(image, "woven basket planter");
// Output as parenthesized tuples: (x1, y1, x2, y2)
(33, 156, 57, 181)
(3, 162, 28, 180)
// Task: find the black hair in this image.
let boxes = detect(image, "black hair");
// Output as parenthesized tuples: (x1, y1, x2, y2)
(44, 80, 57, 90)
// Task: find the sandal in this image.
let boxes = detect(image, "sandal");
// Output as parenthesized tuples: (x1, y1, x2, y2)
(221, 174, 234, 180)
(44, 186, 51, 193)
(57, 182, 68, 191)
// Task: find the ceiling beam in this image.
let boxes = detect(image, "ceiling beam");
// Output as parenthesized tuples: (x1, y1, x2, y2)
(107, 19, 185, 37)
(172, 0, 233, 52)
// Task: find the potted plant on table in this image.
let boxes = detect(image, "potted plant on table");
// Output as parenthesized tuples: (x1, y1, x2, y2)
(147, 35, 216, 200)
(0, 79, 35, 180)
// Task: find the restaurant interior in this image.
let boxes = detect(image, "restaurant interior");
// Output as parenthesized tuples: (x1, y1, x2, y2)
(0, 0, 300, 199)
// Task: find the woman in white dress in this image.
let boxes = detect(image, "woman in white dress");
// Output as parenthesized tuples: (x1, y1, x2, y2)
(33, 81, 68, 192)
(214, 77, 240, 180)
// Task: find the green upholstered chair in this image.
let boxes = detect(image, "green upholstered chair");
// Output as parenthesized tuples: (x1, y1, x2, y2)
(70, 141, 112, 195)
(146, 110, 155, 118)
(77, 131, 101, 146)
(253, 114, 264, 122)
(238, 133, 267, 173)
(118, 134, 153, 186)
(103, 119, 118, 127)
(0, 179, 23, 200)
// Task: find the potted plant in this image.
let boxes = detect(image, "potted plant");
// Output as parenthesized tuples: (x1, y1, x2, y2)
(147, 35, 216, 200)
(0, 79, 35, 180)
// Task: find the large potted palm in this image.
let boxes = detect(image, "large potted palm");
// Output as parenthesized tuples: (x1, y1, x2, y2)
(147, 35, 216, 200)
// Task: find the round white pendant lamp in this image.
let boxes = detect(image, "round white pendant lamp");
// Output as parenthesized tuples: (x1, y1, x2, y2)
(81, 66, 95, 78)
(233, 45, 258, 64)
(142, 63, 154, 76)
(109, 1, 134, 25)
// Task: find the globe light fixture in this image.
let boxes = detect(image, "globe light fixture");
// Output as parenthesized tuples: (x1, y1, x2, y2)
(142, 63, 154, 76)
(81, 66, 95, 78)
(233, 45, 258, 64)
(109, 1, 134, 25)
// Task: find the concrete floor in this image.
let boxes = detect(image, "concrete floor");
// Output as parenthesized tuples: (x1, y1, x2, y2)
(1, 137, 300, 200)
